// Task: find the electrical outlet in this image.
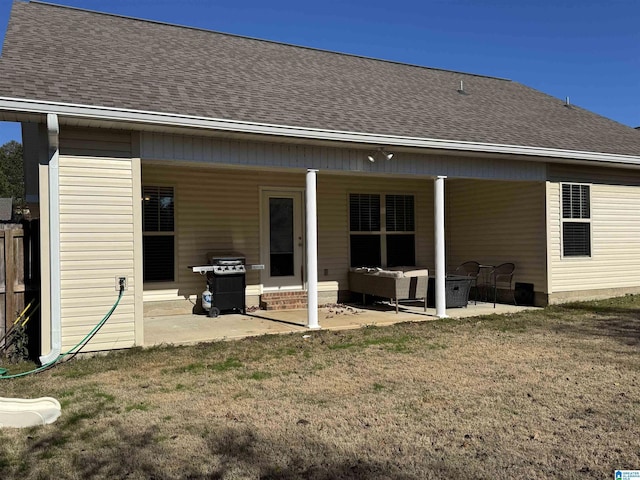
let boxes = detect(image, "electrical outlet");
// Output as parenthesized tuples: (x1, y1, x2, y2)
(116, 276, 128, 291)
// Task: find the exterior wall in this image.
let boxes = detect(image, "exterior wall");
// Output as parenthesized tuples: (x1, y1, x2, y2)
(57, 128, 142, 351)
(547, 165, 640, 302)
(447, 179, 547, 300)
(141, 164, 433, 308)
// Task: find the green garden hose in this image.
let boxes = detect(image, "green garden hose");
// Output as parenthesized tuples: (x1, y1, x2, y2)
(0, 286, 125, 379)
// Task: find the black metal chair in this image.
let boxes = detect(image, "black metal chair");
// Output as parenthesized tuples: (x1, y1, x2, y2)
(453, 261, 480, 304)
(489, 262, 516, 307)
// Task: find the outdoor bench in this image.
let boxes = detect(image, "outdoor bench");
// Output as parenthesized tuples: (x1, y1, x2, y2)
(348, 267, 429, 313)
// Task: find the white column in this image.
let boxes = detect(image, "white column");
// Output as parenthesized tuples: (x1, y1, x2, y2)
(434, 176, 448, 318)
(306, 169, 320, 329)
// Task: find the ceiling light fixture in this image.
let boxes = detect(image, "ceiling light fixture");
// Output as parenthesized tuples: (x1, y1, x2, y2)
(367, 147, 394, 162)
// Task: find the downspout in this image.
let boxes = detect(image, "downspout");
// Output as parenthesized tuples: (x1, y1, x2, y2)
(39, 113, 61, 364)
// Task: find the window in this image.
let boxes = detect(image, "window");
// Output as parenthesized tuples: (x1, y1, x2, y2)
(561, 183, 590, 257)
(349, 193, 415, 267)
(142, 186, 175, 282)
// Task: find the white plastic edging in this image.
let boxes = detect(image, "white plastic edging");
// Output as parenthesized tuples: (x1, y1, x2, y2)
(0, 397, 61, 428)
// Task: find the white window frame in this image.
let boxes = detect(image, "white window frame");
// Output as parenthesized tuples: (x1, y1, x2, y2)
(142, 185, 176, 283)
(560, 182, 592, 259)
(348, 192, 416, 267)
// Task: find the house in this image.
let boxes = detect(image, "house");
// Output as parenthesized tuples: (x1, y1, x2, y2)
(1, 1, 640, 359)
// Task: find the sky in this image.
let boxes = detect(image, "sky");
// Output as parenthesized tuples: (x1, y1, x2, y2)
(0, 0, 638, 145)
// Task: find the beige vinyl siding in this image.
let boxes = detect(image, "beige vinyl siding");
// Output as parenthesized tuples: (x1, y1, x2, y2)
(447, 179, 547, 294)
(142, 164, 433, 301)
(57, 128, 138, 352)
(548, 179, 640, 294)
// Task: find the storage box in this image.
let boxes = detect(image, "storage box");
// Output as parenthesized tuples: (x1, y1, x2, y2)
(427, 275, 472, 308)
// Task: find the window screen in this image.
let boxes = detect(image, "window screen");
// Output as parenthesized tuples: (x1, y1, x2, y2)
(350, 194, 380, 232)
(561, 184, 591, 257)
(349, 193, 415, 267)
(387, 234, 415, 267)
(143, 186, 174, 232)
(143, 186, 175, 282)
(143, 236, 175, 282)
(562, 223, 591, 257)
(386, 195, 415, 231)
(562, 184, 590, 219)
(350, 235, 381, 268)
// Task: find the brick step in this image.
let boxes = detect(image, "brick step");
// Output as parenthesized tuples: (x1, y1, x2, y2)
(264, 303, 308, 311)
(260, 292, 308, 299)
(260, 292, 308, 311)
(260, 299, 308, 304)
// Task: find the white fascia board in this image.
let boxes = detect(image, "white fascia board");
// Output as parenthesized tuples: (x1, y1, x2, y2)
(2, 96, 640, 166)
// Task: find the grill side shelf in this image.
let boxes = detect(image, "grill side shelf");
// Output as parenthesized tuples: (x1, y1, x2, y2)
(189, 265, 215, 274)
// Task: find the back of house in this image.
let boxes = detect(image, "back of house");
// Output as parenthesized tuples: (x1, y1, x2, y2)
(1, 1, 640, 356)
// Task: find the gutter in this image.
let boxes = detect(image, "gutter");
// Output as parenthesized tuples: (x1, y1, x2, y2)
(39, 113, 61, 364)
(1, 96, 640, 167)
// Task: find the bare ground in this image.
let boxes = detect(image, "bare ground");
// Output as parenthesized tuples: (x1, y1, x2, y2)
(1, 297, 639, 479)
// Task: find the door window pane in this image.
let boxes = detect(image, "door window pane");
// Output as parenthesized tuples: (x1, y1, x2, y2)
(269, 198, 294, 276)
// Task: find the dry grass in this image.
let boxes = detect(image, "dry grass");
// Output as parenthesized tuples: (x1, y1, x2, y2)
(1, 296, 640, 479)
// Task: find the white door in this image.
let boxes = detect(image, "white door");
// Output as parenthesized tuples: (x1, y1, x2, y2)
(261, 190, 304, 290)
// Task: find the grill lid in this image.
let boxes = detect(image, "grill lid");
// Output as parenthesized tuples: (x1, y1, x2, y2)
(206, 251, 245, 265)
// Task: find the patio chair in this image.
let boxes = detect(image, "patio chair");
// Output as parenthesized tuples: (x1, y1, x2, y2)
(453, 261, 480, 304)
(489, 262, 516, 307)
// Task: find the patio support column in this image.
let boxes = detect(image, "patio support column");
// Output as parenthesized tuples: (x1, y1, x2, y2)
(434, 176, 448, 318)
(306, 169, 320, 329)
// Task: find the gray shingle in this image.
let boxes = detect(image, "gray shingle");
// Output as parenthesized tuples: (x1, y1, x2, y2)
(1, 1, 639, 156)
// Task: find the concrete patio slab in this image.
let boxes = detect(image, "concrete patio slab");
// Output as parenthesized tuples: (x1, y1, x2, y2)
(143, 301, 537, 347)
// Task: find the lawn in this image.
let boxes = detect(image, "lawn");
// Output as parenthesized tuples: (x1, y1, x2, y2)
(1, 296, 639, 479)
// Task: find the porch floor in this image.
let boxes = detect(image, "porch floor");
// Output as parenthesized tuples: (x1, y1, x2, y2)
(143, 300, 537, 346)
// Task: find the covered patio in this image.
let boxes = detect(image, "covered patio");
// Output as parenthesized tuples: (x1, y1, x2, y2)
(143, 300, 536, 346)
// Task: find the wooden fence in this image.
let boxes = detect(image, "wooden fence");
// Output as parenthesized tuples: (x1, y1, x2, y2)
(0, 224, 26, 343)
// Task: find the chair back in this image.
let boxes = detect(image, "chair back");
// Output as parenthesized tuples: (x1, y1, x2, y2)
(493, 263, 515, 284)
(454, 261, 480, 278)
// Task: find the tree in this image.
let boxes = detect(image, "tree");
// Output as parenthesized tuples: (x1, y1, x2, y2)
(0, 140, 24, 213)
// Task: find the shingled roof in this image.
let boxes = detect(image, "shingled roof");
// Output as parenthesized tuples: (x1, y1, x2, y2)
(1, 1, 639, 157)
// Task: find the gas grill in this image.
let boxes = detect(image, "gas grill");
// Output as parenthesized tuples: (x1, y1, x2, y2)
(190, 251, 246, 317)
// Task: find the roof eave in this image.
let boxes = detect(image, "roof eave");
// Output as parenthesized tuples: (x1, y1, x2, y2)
(1, 96, 639, 167)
